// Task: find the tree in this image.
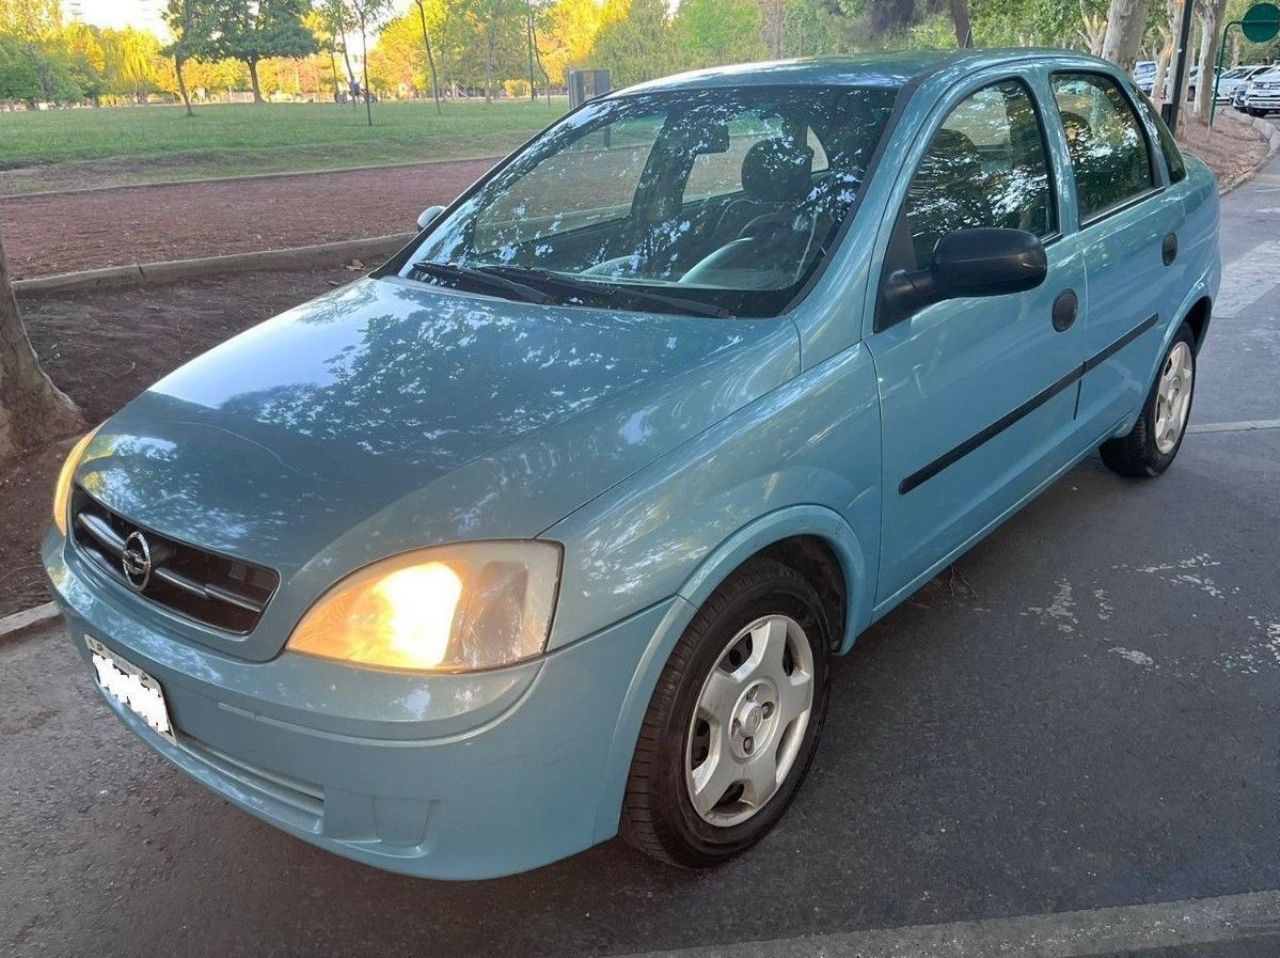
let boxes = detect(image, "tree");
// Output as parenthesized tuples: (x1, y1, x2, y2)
(1080, 0, 1108, 52)
(208, 0, 316, 103)
(346, 0, 390, 123)
(164, 0, 215, 116)
(0, 34, 40, 103)
(366, 11, 425, 93)
(0, 0, 61, 36)
(540, 0, 605, 86)
(863, 0, 974, 48)
(1101, 0, 1152, 69)
(671, 0, 766, 68)
(63, 21, 107, 103)
(0, 227, 82, 461)
(592, 0, 672, 87)
(413, 0, 442, 112)
(1193, 0, 1226, 117)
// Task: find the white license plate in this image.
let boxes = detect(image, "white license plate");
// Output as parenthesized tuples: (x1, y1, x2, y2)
(86, 635, 176, 745)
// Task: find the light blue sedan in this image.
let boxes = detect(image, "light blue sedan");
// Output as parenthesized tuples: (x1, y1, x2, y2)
(45, 49, 1219, 878)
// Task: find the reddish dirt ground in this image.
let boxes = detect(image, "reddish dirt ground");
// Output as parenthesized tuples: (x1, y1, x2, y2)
(0, 158, 496, 279)
(0, 267, 364, 619)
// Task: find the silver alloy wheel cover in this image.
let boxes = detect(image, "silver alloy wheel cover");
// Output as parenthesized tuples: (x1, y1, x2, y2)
(1154, 341, 1194, 454)
(684, 614, 815, 827)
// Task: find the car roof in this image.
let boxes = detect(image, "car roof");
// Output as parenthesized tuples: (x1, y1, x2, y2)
(612, 48, 1117, 96)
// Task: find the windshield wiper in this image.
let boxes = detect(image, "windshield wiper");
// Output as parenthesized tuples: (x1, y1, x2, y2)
(483, 265, 734, 319)
(410, 260, 555, 305)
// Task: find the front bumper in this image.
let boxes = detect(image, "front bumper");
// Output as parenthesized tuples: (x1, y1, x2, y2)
(44, 530, 676, 879)
(1245, 93, 1280, 110)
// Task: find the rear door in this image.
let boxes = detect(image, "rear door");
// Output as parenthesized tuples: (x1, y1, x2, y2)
(1049, 71, 1185, 434)
(867, 73, 1088, 608)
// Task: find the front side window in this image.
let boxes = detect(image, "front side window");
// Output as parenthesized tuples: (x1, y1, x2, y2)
(1052, 73, 1156, 222)
(899, 79, 1055, 270)
(404, 85, 898, 318)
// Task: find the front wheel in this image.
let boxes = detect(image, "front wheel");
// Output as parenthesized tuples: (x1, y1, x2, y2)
(1100, 323, 1196, 478)
(620, 558, 832, 867)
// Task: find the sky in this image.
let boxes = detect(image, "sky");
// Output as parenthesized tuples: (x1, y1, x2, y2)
(64, 0, 419, 35)
(66, 0, 167, 33)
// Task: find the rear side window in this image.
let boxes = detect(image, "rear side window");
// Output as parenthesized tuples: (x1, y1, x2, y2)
(900, 79, 1055, 270)
(1051, 73, 1156, 222)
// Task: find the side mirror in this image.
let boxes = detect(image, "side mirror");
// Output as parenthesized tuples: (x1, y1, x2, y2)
(417, 205, 446, 231)
(882, 227, 1048, 323)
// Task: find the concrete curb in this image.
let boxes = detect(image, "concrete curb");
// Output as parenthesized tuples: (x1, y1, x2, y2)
(1217, 116, 1280, 195)
(0, 153, 503, 201)
(13, 232, 415, 297)
(0, 601, 58, 640)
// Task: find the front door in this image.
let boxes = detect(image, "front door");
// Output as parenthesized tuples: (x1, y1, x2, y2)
(868, 75, 1087, 608)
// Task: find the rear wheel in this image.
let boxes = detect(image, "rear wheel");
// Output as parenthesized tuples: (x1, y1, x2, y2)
(1100, 323, 1196, 478)
(620, 558, 832, 867)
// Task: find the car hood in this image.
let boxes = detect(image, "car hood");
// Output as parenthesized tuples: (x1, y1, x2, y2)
(76, 278, 797, 656)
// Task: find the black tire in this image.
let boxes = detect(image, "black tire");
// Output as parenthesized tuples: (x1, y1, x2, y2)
(1247, 107, 1266, 117)
(1100, 322, 1196, 478)
(620, 557, 833, 868)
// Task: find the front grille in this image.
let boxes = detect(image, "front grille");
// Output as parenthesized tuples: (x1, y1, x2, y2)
(70, 488, 278, 634)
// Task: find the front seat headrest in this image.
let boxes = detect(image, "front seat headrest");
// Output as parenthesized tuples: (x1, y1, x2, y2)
(741, 137, 815, 204)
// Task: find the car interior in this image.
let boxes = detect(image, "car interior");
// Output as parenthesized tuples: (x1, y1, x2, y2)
(412, 87, 897, 314)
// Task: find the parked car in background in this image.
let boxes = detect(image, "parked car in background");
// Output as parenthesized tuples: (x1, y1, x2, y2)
(1134, 60, 1157, 94)
(1179, 65, 1221, 100)
(45, 49, 1220, 879)
(1243, 68, 1280, 115)
(1217, 64, 1271, 102)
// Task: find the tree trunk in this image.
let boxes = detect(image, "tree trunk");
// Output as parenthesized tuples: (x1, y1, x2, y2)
(0, 228, 82, 460)
(1080, 0, 1108, 54)
(329, 48, 341, 102)
(950, 0, 973, 47)
(529, 14, 551, 106)
(1152, 35, 1173, 105)
(248, 58, 264, 103)
(340, 43, 359, 108)
(485, 34, 495, 104)
(1194, 0, 1226, 119)
(1101, 0, 1152, 70)
(414, 0, 442, 115)
(360, 14, 372, 126)
(175, 54, 194, 117)
(526, 7, 536, 101)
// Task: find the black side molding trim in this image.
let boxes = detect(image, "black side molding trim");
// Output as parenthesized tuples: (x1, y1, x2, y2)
(1083, 312, 1159, 373)
(899, 314, 1159, 495)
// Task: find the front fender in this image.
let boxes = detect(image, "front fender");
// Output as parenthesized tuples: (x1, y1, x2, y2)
(591, 504, 873, 844)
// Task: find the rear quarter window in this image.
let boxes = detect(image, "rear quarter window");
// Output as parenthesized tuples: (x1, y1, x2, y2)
(1134, 92, 1187, 185)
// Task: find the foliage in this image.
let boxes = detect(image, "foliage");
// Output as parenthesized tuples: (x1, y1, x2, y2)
(1, 0, 1275, 112)
(205, 0, 317, 100)
(592, 0, 672, 87)
(670, 0, 765, 69)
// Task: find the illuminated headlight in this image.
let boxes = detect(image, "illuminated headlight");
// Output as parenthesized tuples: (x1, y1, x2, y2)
(52, 426, 100, 536)
(286, 541, 561, 672)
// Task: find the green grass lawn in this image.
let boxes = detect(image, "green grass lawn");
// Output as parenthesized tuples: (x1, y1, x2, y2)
(0, 97, 569, 193)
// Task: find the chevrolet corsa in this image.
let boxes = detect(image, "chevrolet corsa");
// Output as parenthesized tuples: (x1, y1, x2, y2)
(45, 50, 1219, 877)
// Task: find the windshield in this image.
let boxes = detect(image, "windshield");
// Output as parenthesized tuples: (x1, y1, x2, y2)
(400, 84, 899, 318)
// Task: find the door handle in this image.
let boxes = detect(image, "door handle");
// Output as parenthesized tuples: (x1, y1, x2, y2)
(1051, 289, 1078, 332)
(1162, 232, 1178, 265)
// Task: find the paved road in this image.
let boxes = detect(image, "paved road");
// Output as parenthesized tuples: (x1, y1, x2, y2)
(3, 158, 1280, 958)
